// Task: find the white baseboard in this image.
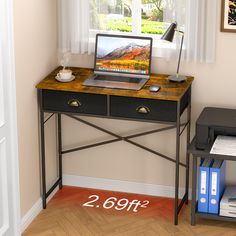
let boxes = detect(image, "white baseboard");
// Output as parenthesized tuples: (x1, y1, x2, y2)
(63, 174, 192, 199)
(21, 175, 191, 232)
(21, 186, 59, 233)
(21, 176, 192, 233)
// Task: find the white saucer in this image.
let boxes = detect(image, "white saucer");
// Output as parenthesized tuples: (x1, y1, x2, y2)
(55, 75, 75, 82)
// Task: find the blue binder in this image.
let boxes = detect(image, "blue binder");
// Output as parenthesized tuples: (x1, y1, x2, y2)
(198, 158, 213, 213)
(208, 160, 226, 214)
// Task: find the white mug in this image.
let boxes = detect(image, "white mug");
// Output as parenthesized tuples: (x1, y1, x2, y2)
(57, 69, 72, 80)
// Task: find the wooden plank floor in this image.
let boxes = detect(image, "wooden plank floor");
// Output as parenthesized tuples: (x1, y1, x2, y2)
(23, 186, 236, 236)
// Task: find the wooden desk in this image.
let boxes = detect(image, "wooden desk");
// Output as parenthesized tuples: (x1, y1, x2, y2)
(36, 67, 194, 225)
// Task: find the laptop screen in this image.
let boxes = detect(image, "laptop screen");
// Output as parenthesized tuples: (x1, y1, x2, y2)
(94, 34, 152, 77)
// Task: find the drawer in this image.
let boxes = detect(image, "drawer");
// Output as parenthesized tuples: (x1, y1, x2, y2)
(42, 90, 107, 115)
(110, 96, 178, 122)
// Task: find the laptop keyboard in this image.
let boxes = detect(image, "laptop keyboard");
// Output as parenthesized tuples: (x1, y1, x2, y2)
(94, 75, 141, 84)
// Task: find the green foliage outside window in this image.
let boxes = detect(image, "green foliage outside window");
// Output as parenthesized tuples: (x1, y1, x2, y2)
(90, 0, 165, 35)
(106, 16, 164, 34)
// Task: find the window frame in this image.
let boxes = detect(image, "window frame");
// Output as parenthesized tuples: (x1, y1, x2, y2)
(90, 0, 166, 36)
(89, 0, 176, 57)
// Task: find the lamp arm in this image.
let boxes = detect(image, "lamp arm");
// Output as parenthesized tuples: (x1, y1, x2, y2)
(175, 29, 184, 34)
(176, 32, 184, 76)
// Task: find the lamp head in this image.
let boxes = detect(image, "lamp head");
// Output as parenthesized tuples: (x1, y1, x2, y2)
(161, 22, 177, 42)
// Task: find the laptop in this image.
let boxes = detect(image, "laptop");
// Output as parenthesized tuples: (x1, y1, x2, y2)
(83, 34, 153, 90)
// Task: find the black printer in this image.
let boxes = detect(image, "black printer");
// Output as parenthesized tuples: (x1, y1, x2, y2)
(196, 107, 236, 150)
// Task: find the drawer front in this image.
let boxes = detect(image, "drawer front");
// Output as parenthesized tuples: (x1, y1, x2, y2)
(42, 90, 107, 115)
(110, 96, 177, 122)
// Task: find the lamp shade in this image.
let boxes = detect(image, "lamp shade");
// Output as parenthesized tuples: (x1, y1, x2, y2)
(161, 22, 177, 42)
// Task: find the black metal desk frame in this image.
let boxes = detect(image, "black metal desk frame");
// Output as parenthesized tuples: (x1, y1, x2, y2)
(38, 88, 192, 225)
(189, 138, 236, 225)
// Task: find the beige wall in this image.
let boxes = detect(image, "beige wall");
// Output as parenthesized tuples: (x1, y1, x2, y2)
(63, 1, 236, 188)
(14, 0, 58, 216)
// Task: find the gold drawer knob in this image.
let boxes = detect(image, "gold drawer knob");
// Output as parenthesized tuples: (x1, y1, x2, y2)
(136, 106, 150, 114)
(68, 99, 81, 107)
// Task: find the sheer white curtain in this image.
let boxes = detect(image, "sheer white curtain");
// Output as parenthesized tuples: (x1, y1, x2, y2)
(58, 0, 91, 54)
(58, 0, 218, 63)
(163, 0, 218, 63)
(186, 0, 217, 63)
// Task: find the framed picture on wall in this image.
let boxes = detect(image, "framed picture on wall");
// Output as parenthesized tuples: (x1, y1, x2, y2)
(221, 0, 236, 32)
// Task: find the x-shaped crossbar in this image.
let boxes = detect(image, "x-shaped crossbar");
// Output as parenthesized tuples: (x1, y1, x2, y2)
(56, 114, 189, 168)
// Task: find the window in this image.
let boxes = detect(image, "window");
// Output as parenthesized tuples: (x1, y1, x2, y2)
(58, 0, 217, 62)
(89, 0, 167, 37)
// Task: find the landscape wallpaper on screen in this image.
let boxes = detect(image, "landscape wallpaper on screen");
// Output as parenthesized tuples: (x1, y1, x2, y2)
(96, 36, 151, 75)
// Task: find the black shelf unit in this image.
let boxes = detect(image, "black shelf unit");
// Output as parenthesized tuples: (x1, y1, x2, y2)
(188, 137, 236, 225)
(196, 211, 236, 223)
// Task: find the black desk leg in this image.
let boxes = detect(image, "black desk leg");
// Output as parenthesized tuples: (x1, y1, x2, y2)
(39, 90, 47, 209)
(174, 101, 181, 225)
(185, 95, 191, 204)
(191, 156, 197, 225)
(58, 114, 63, 189)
